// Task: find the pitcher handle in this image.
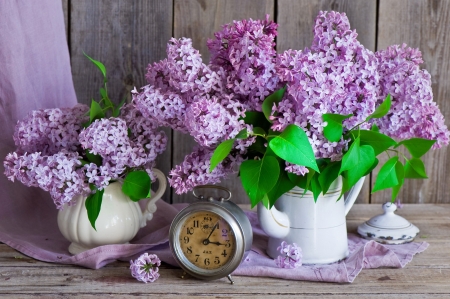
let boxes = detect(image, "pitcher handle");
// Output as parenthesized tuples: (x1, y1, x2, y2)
(344, 176, 365, 216)
(141, 168, 167, 227)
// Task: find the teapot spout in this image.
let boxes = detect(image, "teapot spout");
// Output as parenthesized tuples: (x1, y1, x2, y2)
(257, 203, 290, 239)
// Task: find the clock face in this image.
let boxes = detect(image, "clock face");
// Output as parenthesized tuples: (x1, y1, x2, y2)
(178, 211, 236, 270)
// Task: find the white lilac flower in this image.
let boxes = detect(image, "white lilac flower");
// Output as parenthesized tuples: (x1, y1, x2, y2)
(130, 253, 161, 283)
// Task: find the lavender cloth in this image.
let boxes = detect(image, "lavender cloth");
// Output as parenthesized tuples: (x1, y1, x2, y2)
(0, 0, 428, 283)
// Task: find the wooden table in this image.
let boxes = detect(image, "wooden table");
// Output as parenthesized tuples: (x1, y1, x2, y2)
(1, 204, 449, 298)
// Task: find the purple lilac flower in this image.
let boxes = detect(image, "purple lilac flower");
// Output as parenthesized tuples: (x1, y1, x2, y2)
(169, 147, 242, 194)
(4, 101, 167, 207)
(273, 11, 379, 161)
(207, 15, 280, 111)
(13, 104, 89, 155)
(3, 151, 90, 208)
(79, 116, 166, 190)
(374, 44, 449, 148)
(275, 241, 302, 269)
(284, 163, 309, 176)
(130, 253, 161, 283)
(184, 95, 246, 147)
(394, 199, 404, 209)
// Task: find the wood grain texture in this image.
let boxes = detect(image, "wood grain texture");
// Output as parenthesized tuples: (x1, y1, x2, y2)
(69, 0, 173, 202)
(1, 205, 450, 297)
(172, 0, 275, 203)
(276, 0, 377, 204)
(62, 0, 69, 42)
(373, 0, 450, 204)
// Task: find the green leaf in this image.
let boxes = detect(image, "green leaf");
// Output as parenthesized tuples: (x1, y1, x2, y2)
(404, 158, 428, 179)
(310, 175, 322, 202)
(366, 94, 391, 120)
(242, 111, 271, 132)
(269, 124, 319, 172)
(340, 137, 360, 174)
(84, 52, 107, 79)
(240, 155, 280, 207)
(85, 189, 104, 231)
(113, 96, 127, 117)
(262, 86, 286, 122)
(235, 128, 248, 139)
(89, 99, 104, 123)
(122, 170, 152, 202)
(372, 156, 399, 193)
(363, 157, 379, 176)
(357, 130, 397, 156)
(266, 170, 295, 208)
(287, 172, 308, 189)
(85, 149, 102, 166)
(322, 114, 352, 142)
(209, 139, 235, 172)
(396, 138, 436, 158)
(99, 87, 108, 100)
(252, 127, 266, 136)
(318, 161, 341, 195)
(371, 124, 380, 132)
(345, 145, 375, 188)
(246, 136, 267, 156)
(392, 160, 405, 201)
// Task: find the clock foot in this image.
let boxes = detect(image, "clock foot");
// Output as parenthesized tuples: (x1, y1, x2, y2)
(227, 274, 234, 284)
(180, 271, 187, 279)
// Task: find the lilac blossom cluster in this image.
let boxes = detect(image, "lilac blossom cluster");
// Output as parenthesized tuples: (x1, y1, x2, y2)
(133, 17, 280, 193)
(374, 44, 449, 148)
(273, 11, 379, 164)
(4, 104, 167, 208)
(169, 147, 242, 194)
(207, 15, 280, 111)
(133, 12, 448, 194)
(275, 241, 302, 269)
(129, 253, 161, 283)
(4, 151, 90, 209)
(13, 104, 89, 155)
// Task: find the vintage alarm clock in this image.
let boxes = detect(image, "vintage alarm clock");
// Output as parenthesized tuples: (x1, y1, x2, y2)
(169, 185, 253, 284)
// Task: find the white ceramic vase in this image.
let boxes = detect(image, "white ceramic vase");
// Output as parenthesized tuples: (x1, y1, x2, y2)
(57, 169, 167, 255)
(258, 176, 365, 264)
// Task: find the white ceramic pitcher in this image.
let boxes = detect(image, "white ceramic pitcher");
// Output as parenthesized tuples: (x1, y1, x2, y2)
(258, 176, 365, 264)
(57, 169, 167, 255)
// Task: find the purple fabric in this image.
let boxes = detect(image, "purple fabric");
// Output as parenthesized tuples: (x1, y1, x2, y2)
(233, 211, 428, 283)
(0, 0, 427, 283)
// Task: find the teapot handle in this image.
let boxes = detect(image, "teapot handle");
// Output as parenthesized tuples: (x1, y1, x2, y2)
(344, 176, 365, 216)
(141, 168, 167, 227)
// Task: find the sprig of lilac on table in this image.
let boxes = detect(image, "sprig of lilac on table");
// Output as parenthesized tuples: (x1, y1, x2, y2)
(130, 253, 161, 283)
(275, 241, 302, 269)
(3, 55, 167, 229)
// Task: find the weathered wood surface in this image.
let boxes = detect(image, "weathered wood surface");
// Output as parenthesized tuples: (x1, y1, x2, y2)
(63, 0, 450, 204)
(172, 0, 275, 204)
(276, 0, 377, 204)
(372, 0, 450, 204)
(68, 0, 173, 202)
(1, 204, 449, 298)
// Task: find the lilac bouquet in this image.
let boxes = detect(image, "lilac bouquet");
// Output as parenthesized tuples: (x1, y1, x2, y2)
(4, 55, 167, 229)
(133, 12, 448, 207)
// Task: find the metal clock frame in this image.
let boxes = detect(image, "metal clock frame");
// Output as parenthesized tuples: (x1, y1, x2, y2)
(169, 198, 252, 283)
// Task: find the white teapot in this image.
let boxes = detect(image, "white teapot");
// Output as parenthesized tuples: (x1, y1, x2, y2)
(57, 169, 166, 255)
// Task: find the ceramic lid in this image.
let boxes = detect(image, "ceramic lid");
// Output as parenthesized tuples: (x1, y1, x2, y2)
(357, 202, 419, 244)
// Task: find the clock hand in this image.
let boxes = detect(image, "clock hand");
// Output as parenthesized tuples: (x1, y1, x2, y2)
(203, 222, 219, 245)
(208, 241, 225, 246)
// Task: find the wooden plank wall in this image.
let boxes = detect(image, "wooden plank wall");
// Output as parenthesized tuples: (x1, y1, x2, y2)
(63, 0, 450, 204)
